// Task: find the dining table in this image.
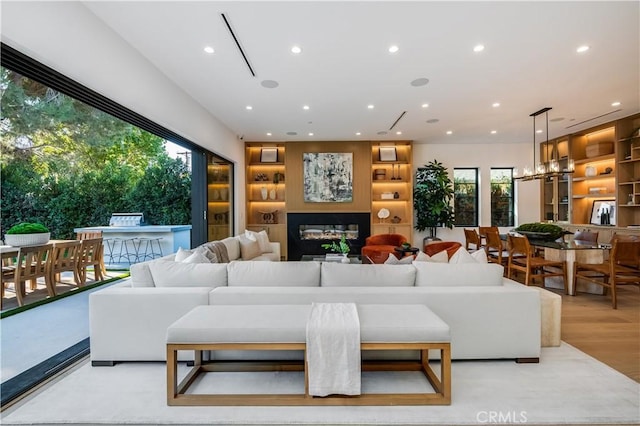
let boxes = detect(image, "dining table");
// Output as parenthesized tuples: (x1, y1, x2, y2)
(501, 234, 610, 296)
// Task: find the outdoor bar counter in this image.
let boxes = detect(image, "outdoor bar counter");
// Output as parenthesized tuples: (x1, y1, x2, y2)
(74, 225, 191, 265)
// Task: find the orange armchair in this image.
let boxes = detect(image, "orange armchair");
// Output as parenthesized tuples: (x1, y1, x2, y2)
(361, 234, 408, 264)
(423, 241, 462, 260)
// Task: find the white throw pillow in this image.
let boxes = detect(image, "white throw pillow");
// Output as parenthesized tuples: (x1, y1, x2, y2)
(222, 237, 241, 260)
(237, 234, 261, 260)
(174, 247, 194, 262)
(383, 253, 414, 265)
(321, 262, 415, 287)
(413, 261, 504, 286)
(471, 249, 488, 263)
(414, 250, 448, 263)
(245, 229, 272, 253)
(182, 251, 211, 264)
(448, 247, 474, 263)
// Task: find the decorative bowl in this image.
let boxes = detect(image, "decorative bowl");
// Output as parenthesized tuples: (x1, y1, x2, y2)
(4, 232, 50, 246)
(515, 230, 563, 242)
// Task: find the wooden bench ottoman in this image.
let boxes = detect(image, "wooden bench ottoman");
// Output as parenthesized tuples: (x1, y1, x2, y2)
(166, 304, 451, 406)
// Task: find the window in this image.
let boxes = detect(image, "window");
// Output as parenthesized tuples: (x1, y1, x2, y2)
(453, 168, 478, 226)
(491, 168, 514, 226)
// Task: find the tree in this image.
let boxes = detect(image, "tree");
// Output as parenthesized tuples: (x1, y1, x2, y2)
(413, 160, 455, 239)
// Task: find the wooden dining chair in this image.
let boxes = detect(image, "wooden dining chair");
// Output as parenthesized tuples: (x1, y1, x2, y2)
(573, 230, 599, 243)
(507, 234, 567, 293)
(76, 238, 104, 286)
(483, 228, 509, 267)
(11, 244, 55, 307)
(463, 228, 482, 252)
(50, 240, 82, 290)
(1, 251, 18, 309)
(77, 231, 106, 276)
(573, 239, 640, 309)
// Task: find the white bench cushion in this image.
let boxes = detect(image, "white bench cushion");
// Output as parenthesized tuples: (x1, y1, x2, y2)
(166, 304, 449, 344)
(320, 263, 415, 287)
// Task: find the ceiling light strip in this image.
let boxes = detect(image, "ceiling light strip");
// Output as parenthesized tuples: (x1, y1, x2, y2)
(389, 111, 407, 130)
(221, 13, 256, 77)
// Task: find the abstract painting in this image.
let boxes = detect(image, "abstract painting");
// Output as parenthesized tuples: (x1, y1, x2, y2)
(303, 152, 353, 202)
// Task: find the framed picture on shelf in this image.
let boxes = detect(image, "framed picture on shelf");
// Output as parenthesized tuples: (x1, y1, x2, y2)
(379, 146, 397, 162)
(590, 199, 616, 226)
(260, 148, 278, 163)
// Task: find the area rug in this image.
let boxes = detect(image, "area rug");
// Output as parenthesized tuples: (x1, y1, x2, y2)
(2, 343, 638, 425)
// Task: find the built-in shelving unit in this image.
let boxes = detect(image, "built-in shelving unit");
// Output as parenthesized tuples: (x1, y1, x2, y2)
(207, 154, 233, 241)
(616, 114, 640, 227)
(245, 143, 287, 257)
(540, 138, 570, 222)
(370, 141, 413, 242)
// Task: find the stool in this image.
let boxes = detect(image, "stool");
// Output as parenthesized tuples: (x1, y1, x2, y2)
(105, 238, 138, 265)
(135, 237, 163, 261)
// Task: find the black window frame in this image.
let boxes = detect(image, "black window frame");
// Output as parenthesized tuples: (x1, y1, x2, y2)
(453, 168, 479, 227)
(490, 168, 515, 227)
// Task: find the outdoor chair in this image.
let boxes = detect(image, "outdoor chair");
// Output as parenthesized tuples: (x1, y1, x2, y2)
(76, 238, 105, 286)
(77, 231, 106, 276)
(50, 240, 82, 289)
(10, 244, 55, 307)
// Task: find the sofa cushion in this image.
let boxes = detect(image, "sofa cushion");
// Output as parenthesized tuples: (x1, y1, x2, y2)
(228, 261, 321, 287)
(320, 262, 415, 287)
(449, 247, 488, 264)
(130, 261, 155, 287)
(383, 253, 414, 265)
(413, 261, 504, 286)
(174, 247, 194, 262)
(221, 237, 241, 261)
(182, 251, 211, 264)
(252, 252, 280, 261)
(148, 260, 228, 287)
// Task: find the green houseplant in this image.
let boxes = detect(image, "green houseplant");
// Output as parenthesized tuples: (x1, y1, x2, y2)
(321, 233, 350, 255)
(5, 222, 51, 246)
(414, 160, 455, 240)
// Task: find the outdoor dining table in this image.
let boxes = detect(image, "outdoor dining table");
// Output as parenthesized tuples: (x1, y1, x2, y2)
(501, 233, 610, 296)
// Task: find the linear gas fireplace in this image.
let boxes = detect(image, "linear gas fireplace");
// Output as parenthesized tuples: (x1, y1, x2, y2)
(287, 213, 370, 260)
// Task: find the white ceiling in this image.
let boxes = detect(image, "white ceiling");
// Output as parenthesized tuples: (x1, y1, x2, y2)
(83, 1, 639, 145)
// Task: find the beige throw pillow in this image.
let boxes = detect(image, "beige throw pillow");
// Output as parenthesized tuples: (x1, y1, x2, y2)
(238, 234, 261, 260)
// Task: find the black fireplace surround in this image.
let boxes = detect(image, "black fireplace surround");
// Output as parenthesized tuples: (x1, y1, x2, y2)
(287, 213, 371, 261)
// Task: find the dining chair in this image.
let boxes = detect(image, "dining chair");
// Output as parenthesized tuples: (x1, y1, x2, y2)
(507, 234, 567, 293)
(463, 228, 482, 252)
(11, 244, 55, 307)
(76, 238, 105, 285)
(573, 239, 640, 309)
(50, 240, 82, 289)
(1, 250, 18, 309)
(77, 231, 106, 276)
(573, 230, 599, 243)
(484, 228, 510, 267)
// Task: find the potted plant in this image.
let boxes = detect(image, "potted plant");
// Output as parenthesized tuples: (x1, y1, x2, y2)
(321, 233, 351, 263)
(514, 222, 569, 242)
(414, 160, 455, 242)
(4, 222, 51, 246)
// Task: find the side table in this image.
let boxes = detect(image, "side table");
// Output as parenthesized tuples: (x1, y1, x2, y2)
(394, 246, 419, 257)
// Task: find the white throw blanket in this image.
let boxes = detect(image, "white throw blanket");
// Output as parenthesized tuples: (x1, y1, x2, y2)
(306, 302, 361, 397)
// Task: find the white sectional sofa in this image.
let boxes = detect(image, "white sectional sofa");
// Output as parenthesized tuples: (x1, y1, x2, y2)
(90, 258, 554, 365)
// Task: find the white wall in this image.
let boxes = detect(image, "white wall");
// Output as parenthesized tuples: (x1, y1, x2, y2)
(413, 142, 541, 245)
(0, 1, 247, 230)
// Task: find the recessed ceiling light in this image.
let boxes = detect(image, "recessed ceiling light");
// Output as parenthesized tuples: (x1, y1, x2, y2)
(388, 45, 399, 53)
(261, 80, 279, 89)
(611, 101, 621, 107)
(367, 104, 375, 109)
(308, 132, 314, 136)
(410, 78, 429, 87)
(446, 131, 453, 135)
(492, 102, 500, 107)
(422, 103, 429, 108)
(396, 131, 402, 135)
(303, 105, 310, 110)
(576, 45, 590, 53)
(266, 132, 272, 136)
(491, 130, 497, 134)
(356, 132, 361, 136)
(473, 44, 485, 52)
(203, 46, 214, 54)
(291, 45, 302, 54)
(245, 105, 253, 110)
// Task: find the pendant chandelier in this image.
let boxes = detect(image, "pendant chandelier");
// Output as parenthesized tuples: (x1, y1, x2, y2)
(514, 107, 574, 181)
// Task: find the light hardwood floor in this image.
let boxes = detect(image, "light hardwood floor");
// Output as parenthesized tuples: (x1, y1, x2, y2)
(547, 285, 639, 382)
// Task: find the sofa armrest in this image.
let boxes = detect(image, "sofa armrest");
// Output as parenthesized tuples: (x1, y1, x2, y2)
(268, 242, 281, 261)
(89, 287, 211, 362)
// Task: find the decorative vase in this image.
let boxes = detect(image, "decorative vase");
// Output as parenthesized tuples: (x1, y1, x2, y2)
(269, 188, 277, 200)
(341, 253, 350, 263)
(5, 232, 50, 246)
(219, 188, 227, 200)
(260, 186, 268, 200)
